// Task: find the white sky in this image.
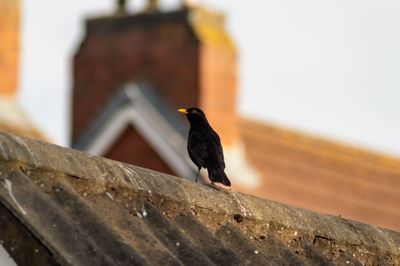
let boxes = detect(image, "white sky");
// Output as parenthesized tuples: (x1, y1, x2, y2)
(19, 0, 400, 157)
(0, 245, 16, 266)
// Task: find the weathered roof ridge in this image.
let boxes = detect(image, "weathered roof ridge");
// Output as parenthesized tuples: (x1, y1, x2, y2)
(0, 132, 399, 264)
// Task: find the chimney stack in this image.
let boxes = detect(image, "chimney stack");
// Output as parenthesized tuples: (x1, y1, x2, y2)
(0, 0, 20, 98)
(72, 5, 238, 146)
(115, 0, 127, 16)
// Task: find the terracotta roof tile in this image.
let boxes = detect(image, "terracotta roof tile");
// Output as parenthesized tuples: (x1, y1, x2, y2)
(240, 118, 400, 231)
(0, 99, 47, 141)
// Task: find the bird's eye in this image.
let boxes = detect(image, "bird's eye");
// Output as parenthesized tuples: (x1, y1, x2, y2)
(192, 110, 197, 114)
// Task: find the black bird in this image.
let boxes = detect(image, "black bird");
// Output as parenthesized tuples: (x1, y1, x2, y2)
(178, 107, 231, 186)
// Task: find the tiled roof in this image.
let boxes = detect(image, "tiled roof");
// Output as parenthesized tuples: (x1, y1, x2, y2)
(0, 132, 399, 265)
(240, 118, 400, 232)
(0, 99, 47, 141)
(0, 122, 45, 141)
(72, 82, 195, 179)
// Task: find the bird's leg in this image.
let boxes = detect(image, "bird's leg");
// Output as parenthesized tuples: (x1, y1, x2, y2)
(195, 168, 200, 182)
(206, 181, 220, 190)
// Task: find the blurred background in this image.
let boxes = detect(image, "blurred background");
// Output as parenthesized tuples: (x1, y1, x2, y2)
(18, 0, 400, 154)
(1, 0, 400, 241)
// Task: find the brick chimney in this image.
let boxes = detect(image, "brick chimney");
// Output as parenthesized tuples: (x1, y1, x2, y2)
(72, 5, 238, 147)
(0, 0, 20, 98)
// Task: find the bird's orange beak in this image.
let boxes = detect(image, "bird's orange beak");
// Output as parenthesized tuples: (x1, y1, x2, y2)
(178, 108, 188, 114)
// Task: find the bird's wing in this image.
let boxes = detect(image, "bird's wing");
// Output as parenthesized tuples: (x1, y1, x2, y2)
(208, 129, 225, 169)
(188, 128, 226, 170)
(188, 130, 208, 168)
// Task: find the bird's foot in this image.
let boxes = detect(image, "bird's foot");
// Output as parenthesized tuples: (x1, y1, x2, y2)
(195, 168, 201, 182)
(205, 182, 220, 190)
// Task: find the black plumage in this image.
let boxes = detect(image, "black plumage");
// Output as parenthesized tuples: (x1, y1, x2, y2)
(178, 107, 231, 186)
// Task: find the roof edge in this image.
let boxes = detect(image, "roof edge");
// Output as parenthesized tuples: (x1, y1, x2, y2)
(240, 117, 400, 171)
(0, 132, 399, 257)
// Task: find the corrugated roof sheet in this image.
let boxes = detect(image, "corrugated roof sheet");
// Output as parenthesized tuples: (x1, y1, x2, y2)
(0, 132, 399, 265)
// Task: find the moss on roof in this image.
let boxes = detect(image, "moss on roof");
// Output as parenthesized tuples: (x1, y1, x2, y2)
(189, 6, 236, 49)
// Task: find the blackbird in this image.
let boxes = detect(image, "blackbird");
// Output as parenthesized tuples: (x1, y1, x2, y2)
(178, 107, 231, 186)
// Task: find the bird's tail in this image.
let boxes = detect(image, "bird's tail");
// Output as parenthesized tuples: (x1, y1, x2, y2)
(207, 165, 231, 186)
